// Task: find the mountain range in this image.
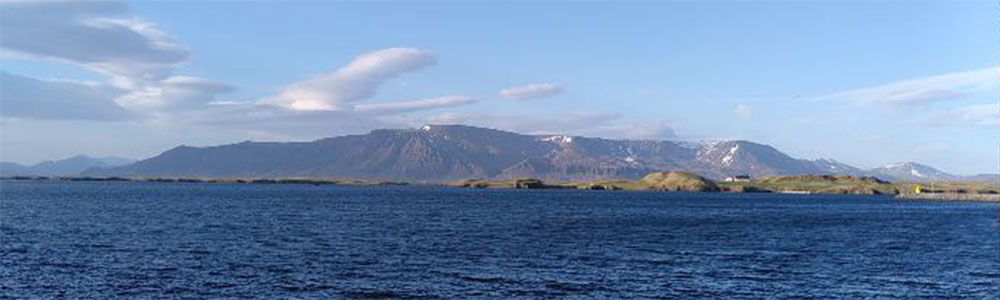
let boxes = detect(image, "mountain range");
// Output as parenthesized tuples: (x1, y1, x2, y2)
(65, 124, 995, 183)
(1, 155, 134, 176)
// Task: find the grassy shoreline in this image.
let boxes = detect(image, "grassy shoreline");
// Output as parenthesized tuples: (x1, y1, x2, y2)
(3, 174, 997, 202)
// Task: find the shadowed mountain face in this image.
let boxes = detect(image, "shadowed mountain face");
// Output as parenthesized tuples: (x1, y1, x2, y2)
(1, 155, 134, 176)
(84, 125, 988, 182)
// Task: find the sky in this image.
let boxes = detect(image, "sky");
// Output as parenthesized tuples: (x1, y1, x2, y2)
(0, 0, 997, 175)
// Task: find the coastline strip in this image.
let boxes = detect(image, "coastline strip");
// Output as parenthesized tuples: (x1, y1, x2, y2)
(895, 193, 999, 202)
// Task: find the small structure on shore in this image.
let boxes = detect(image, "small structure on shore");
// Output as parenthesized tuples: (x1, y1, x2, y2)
(723, 175, 751, 182)
(513, 179, 546, 189)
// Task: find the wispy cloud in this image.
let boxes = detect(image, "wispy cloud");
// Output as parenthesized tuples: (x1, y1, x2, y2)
(0, 0, 230, 119)
(735, 103, 753, 120)
(498, 83, 563, 101)
(901, 102, 999, 128)
(808, 66, 997, 105)
(259, 48, 436, 111)
(0, 1, 465, 138)
(114, 76, 234, 112)
(954, 103, 998, 126)
(355, 96, 477, 114)
(0, 71, 132, 121)
(0, 1, 189, 82)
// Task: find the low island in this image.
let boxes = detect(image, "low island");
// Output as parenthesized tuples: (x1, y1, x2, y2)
(446, 172, 999, 202)
(3, 171, 998, 202)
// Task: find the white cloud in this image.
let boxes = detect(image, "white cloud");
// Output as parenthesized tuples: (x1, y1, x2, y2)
(808, 66, 998, 105)
(0, 2, 461, 132)
(735, 103, 753, 120)
(498, 83, 563, 101)
(0, 1, 187, 85)
(259, 48, 437, 111)
(355, 96, 477, 114)
(0, 6, 468, 140)
(114, 76, 233, 112)
(0, 2, 676, 148)
(179, 104, 400, 140)
(0, 1, 229, 119)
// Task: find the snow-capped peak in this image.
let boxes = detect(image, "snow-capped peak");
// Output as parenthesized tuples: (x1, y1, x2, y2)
(541, 135, 573, 143)
(883, 162, 914, 169)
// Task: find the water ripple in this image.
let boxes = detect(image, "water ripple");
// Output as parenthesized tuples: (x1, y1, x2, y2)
(1, 181, 997, 298)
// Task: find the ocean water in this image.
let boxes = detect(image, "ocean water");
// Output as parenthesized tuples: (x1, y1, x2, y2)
(1, 181, 997, 299)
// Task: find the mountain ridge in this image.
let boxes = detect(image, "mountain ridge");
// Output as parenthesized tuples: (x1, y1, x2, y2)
(1, 155, 134, 176)
(75, 124, 996, 182)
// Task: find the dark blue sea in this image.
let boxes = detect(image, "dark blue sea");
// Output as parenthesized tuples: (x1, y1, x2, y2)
(1, 181, 998, 298)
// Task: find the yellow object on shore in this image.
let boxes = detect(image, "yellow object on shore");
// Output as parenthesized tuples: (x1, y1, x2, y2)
(914, 185, 922, 194)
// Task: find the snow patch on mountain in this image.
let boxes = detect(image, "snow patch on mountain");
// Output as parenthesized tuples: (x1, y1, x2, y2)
(721, 144, 739, 166)
(540, 135, 573, 144)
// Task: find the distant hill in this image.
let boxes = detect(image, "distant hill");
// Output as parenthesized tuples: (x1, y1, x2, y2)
(1, 155, 134, 176)
(866, 162, 996, 183)
(81, 125, 995, 182)
(964, 173, 1000, 182)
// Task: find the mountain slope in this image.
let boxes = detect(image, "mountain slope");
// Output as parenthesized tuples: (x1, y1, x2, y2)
(90, 126, 558, 180)
(1, 155, 134, 176)
(965, 173, 1000, 182)
(85, 124, 989, 182)
(690, 141, 834, 178)
(0, 162, 32, 175)
(868, 162, 962, 182)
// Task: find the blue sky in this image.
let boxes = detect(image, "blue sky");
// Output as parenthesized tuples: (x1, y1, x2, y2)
(0, 1, 996, 174)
